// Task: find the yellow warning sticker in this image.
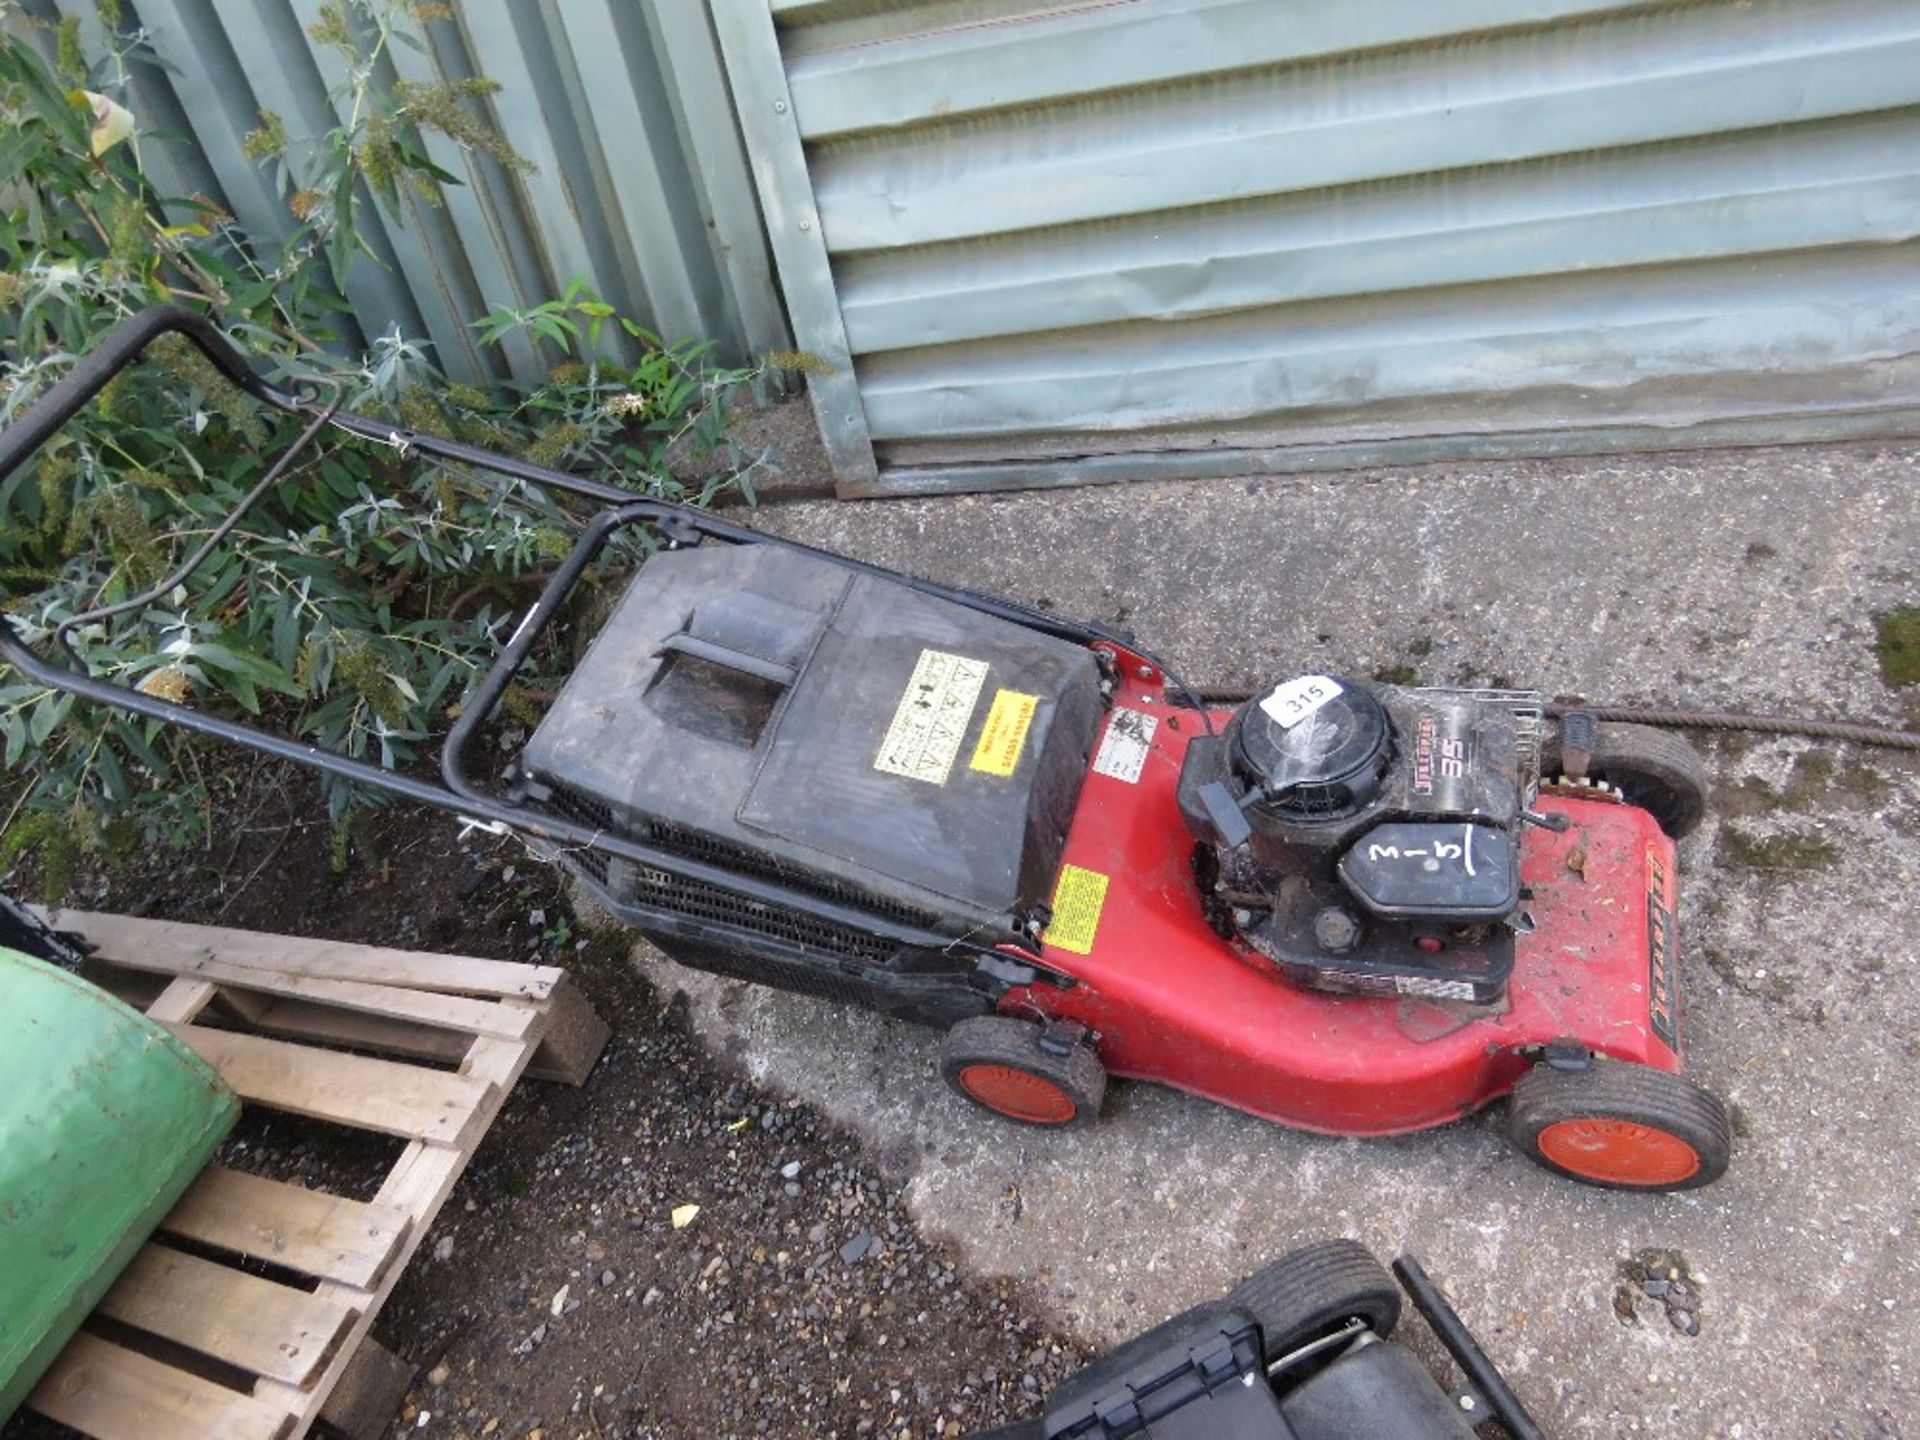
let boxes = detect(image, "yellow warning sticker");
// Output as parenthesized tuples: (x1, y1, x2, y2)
(874, 648, 989, 785)
(969, 689, 1039, 777)
(1043, 865, 1110, 956)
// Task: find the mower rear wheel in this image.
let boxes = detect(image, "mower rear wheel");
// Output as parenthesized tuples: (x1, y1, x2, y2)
(940, 1016, 1105, 1129)
(1508, 1058, 1730, 1191)
(1543, 721, 1709, 839)
(1226, 1239, 1403, 1364)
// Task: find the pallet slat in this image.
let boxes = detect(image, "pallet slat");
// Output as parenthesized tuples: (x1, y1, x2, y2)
(28, 1333, 293, 1440)
(61, 910, 605, 1083)
(145, 976, 218, 1025)
(238, 988, 599, 1084)
(136, 958, 543, 1039)
(97, 1245, 360, 1388)
(44, 908, 566, 998)
(163, 1024, 494, 1144)
(159, 1167, 412, 1289)
(251, 1034, 535, 1423)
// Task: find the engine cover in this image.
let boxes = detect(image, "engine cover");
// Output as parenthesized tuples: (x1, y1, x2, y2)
(1179, 679, 1529, 863)
(1230, 678, 1392, 821)
(1177, 677, 1536, 1004)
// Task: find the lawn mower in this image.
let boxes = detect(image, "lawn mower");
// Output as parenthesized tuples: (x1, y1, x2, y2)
(0, 307, 1732, 1191)
(967, 1239, 1544, 1440)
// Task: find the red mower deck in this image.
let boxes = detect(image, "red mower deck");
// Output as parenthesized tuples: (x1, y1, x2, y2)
(1006, 684, 1681, 1138)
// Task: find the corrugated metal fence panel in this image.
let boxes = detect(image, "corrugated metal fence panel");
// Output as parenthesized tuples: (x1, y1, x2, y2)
(29, 0, 788, 381)
(724, 0, 1920, 496)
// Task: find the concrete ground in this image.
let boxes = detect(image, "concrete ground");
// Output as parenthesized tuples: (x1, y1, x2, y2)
(636, 438, 1919, 1438)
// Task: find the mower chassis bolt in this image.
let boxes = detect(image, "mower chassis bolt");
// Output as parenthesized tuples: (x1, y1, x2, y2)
(1312, 906, 1363, 954)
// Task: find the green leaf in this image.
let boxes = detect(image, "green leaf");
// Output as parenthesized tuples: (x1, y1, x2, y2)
(190, 642, 301, 697)
(8, 44, 89, 145)
(272, 600, 304, 673)
(0, 127, 47, 182)
(27, 693, 74, 747)
(319, 456, 360, 499)
(93, 743, 130, 803)
(394, 139, 461, 187)
(120, 721, 169, 774)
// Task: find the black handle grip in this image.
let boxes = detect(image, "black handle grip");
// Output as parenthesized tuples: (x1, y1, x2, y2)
(654, 631, 798, 686)
(0, 304, 302, 482)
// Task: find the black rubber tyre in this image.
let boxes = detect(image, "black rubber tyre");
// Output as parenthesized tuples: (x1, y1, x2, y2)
(1225, 1239, 1403, 1363)
(939, 1015, 1106, 1130)
(1508, 1058, 1731, 1191)
(1543, 721, 1709, 839)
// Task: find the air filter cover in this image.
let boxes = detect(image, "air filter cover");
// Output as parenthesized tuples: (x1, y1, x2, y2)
(1231, 677, 1392, 820)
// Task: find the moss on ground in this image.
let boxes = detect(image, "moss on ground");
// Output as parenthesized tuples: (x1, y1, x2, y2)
(1874, 606, 1920, 687)
(1719, 827, 1840, 872)
(1715, 752, 1886, 820)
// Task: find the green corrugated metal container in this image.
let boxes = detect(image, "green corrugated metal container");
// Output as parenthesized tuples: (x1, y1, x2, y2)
(0, 948, 238, 1421)
(717, 0, 1920, 495)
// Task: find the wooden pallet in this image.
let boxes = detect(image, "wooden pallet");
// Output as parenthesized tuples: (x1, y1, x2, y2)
(23, 911, 609, 1440)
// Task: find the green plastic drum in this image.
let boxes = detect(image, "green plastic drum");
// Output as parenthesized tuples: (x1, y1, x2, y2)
(0, 946, 238, 1420)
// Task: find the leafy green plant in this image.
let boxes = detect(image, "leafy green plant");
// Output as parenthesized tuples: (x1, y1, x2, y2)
(471, 279, 767, 507)
(0, 2, 777, 894)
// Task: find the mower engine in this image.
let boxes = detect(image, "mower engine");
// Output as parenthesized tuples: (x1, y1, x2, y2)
(1178, 679, 1541, 1005)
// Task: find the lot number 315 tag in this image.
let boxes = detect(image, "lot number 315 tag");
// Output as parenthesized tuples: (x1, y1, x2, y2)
(1258, 675, 1344, 729)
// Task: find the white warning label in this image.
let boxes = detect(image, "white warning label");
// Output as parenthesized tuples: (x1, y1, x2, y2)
(874, 649, 988, 785)
(1393, 974, 1477, 1002)
(1091, 707, 1157, 784)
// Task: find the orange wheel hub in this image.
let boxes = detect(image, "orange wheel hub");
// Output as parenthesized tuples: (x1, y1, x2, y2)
(1536, 1117, 1701, 1187)
(957, 1063, 1077, 1125)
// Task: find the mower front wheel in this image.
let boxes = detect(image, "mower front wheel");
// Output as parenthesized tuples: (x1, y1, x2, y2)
(1543, 721, 1710, 839)
(940, 1016, 1105, 1129)
(1508, 1058, 1730, 1191)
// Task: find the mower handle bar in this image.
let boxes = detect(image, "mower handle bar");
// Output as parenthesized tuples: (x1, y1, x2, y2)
(0, 306, 306, 481)
(0, 306, 1125, 963)
(1, 306, 1124, 640)
(1393, 1255, 1546, 1440)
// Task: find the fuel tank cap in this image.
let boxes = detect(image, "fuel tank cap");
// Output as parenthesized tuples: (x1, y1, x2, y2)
(1230, 675, 1392, 820)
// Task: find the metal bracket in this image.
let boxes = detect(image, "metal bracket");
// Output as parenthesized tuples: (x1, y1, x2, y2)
(1541, 1038, 1594, 1073)
(1037, 1018, 1089, 1057)
(975, 953, 1038, 989)
(658, 512, 705, 548)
